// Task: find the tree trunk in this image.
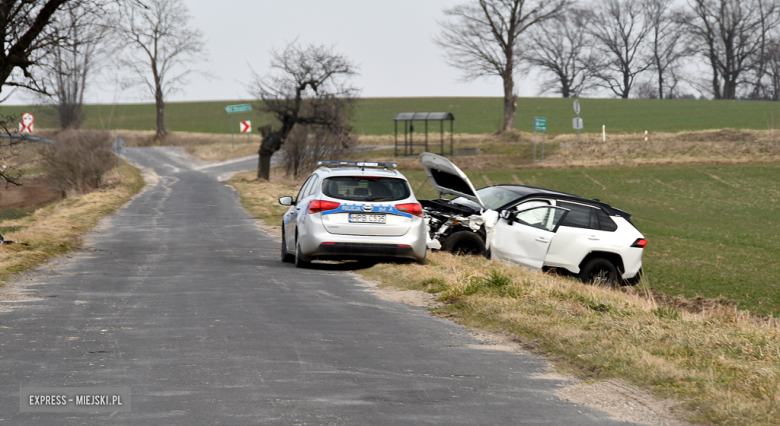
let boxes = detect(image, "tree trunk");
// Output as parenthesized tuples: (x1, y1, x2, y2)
(502, 73, 515, 132)
(155, 86, 166, 139)
(258, 153, 272, 180)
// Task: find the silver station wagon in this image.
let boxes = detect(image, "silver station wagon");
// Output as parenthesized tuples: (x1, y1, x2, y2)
(279, 161, 427, 267)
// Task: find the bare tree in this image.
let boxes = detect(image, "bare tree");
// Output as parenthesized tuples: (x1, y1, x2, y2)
(1, 0, 73, 96)
(686, 0, 780, 99)
(436, 0, 568, 132)
(522, 7, 595, 97)
(250, 42, 359, 181)
(760, 34, 780, 100)
(587, 0, 653, 99)
(113, 0, 207, 139)
(280, 121, 354, 178)
(645, 0, 692, 99)
(37, 1, 112, 129)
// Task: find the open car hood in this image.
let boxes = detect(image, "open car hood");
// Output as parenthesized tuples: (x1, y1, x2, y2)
(420, 152, 485, 210)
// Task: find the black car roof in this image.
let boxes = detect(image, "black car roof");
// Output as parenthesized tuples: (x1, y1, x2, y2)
(489, 184, 632, 219)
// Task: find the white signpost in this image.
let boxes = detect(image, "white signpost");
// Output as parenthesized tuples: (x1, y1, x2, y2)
(226, 104, 252, 147)
(572, 100, 582, 143)
(19, 112, 34, 133)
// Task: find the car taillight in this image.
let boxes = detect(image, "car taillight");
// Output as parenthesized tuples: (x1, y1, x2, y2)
(395, 203, 423, 217)
(308, 200, 340, 214)
(631, 238, 647, 248)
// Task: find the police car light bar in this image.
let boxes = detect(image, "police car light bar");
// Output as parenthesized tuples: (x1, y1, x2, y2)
(317, 160, 397, 169)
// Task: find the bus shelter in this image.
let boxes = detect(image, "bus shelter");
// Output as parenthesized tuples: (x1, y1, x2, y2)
(393, 112, 454, 157)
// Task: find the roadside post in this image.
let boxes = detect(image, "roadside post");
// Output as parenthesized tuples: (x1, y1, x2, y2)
(225, 104, 252, 148)
(111, 135, 127, 176)
(572, 100, 583, 143)
(533, 117, 547, 164)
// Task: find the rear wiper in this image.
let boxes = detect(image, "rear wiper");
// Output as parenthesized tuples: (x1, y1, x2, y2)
(365, 196, 393, 201)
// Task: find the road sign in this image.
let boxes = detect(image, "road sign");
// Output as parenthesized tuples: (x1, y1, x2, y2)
(533, 117, 547, 132)
(240, 121, 251, 133)
(19, 112, 34, 133)
(225, 104, 252, 114)
(111, 135, 127, 154)
(573, 99, 581, 115)
(573, 117, 583, 130)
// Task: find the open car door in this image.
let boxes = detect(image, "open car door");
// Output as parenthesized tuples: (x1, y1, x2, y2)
(490, 206, 569, 271)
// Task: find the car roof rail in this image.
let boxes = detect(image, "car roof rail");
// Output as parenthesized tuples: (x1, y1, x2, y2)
(317, 160, 398, 170)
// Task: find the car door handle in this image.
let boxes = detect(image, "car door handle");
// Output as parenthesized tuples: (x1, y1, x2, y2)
(535, 237, 548, 243)
(588, 236, 600, 240)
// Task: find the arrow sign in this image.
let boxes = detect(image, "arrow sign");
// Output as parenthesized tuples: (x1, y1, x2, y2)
(226, 104, 252, 114)
(573, 99, 581, 115)
(240, 121, 251, 133)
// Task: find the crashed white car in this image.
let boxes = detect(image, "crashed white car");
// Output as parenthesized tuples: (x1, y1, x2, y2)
(420, 153, 647, 285)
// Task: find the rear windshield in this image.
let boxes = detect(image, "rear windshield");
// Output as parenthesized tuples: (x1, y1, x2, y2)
(322, 177, 411, 202)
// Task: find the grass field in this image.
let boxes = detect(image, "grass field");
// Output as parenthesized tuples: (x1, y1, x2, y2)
(400, 162, 780, 317)
(5, 96, 780, 135)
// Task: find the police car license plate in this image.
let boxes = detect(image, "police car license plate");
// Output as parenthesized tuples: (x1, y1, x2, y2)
(349, 214, 386, 224)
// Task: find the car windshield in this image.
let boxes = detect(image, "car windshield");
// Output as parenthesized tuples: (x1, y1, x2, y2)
(450, 186, 524, 211)
(322, 177, 411, 202)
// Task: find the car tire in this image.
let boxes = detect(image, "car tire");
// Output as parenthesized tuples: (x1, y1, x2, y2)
(281, 230, 294, 263)
(579, 258, 619, 286)
(442, 230, 487, 257)
(294, 236, 310, 268)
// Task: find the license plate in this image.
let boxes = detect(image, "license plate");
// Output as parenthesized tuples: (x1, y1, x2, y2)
(349, 214, 386, 224)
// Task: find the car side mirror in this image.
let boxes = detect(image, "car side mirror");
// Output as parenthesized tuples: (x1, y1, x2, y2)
(499, 209, 515, 225)
(278, 196, 293, 206)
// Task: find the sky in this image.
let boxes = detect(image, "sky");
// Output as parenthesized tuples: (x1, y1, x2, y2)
(6, 0, 544, 106)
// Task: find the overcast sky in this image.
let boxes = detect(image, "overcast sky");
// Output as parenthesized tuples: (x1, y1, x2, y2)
(6, 0, 551, 106)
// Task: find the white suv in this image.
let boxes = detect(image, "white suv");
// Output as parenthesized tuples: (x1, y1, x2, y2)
(420, 153, 646, 285)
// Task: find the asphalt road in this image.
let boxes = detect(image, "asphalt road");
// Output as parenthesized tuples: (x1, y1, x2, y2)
(0, 147, 634, 425)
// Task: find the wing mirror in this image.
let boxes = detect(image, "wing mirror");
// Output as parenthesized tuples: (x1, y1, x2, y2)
(278, 196, 294, 206)
(499, 209, 516, 225)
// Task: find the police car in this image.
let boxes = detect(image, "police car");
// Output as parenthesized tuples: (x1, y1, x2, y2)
(278, 161, 427, 267)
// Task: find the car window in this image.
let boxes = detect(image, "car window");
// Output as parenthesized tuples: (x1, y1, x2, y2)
(296, 176, 314, 203)
(596, 209, 618, 232)
(557, 201, 598, 229)
(322, 177, 411, 202)
(515, 207, 568, 232)
(515, 200, 550, 211)
(306, 176, 320, 197)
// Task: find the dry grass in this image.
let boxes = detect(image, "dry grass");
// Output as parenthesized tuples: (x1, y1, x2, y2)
(227, 173, 780, 426)
(0, 163, 144, 282)
(360, 253, 780, 426)
(227, 170, 304, 228)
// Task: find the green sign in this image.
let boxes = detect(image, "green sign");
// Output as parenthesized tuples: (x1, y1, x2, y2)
(534, 117, 547, 132)
(225, 104, 252, 114)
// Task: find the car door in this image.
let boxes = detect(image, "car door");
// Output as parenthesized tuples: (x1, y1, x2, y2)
(544, 201, 604, 272)
(491, 206, 569, 271)
(285, 176, 314, 249)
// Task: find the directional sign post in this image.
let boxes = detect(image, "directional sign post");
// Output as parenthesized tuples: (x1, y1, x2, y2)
(533, 117, 547, 164)
(226, 104, 253, 147)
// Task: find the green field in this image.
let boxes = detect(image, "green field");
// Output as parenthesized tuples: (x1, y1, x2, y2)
(4, 97, 780, 135)
(401, 162, 780, 316)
